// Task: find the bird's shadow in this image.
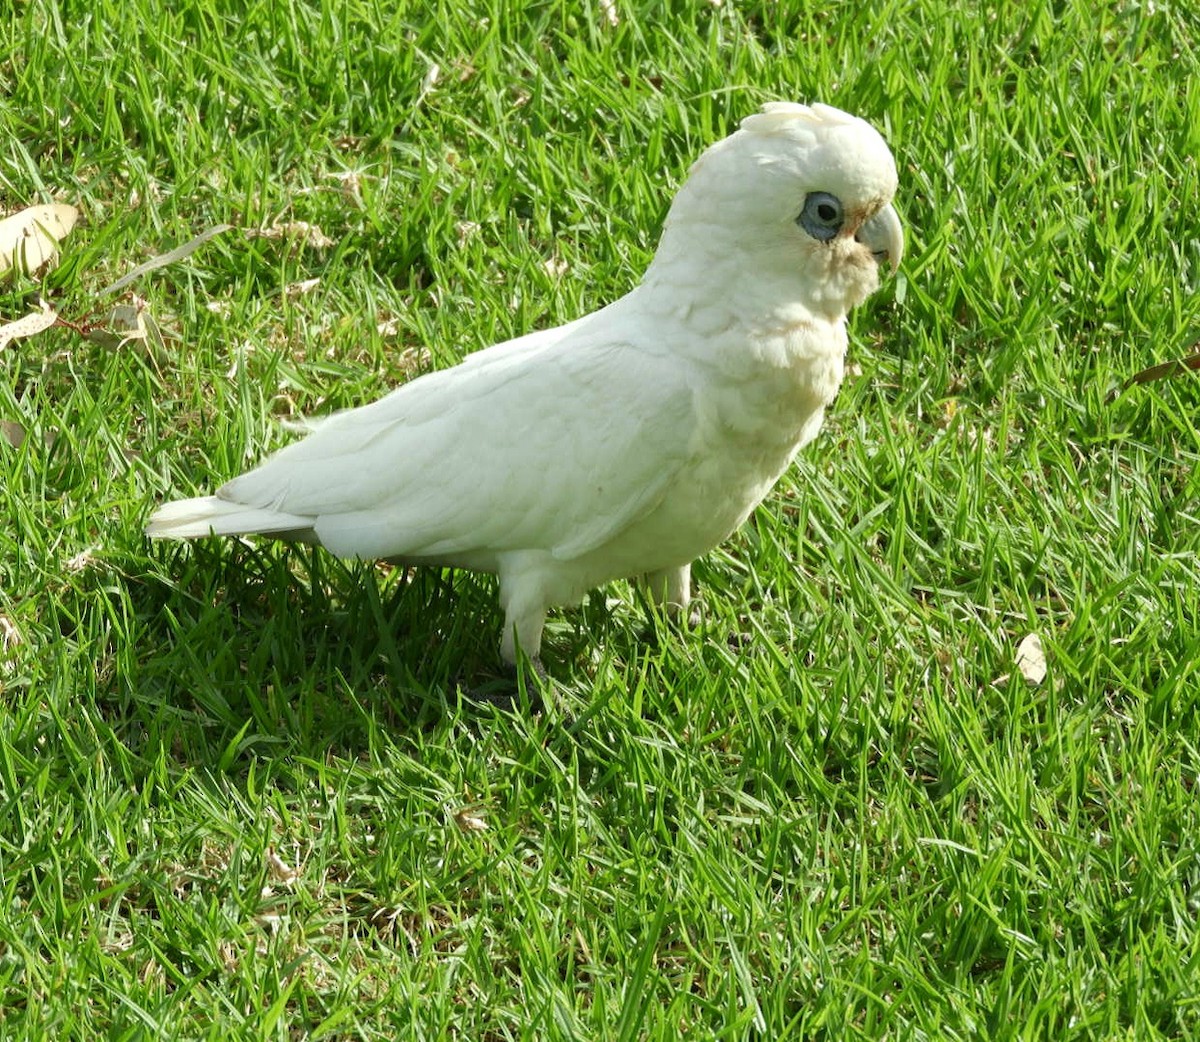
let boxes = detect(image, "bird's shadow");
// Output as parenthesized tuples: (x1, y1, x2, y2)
(118, 540, 609, 758)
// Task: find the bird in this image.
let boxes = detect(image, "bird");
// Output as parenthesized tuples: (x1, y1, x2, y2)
(147, 102, 903, 682)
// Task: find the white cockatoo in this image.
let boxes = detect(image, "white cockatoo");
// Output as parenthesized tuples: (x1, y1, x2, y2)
(147, 102, 902, 674)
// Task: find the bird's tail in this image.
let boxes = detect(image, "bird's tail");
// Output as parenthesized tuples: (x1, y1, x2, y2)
(145, 495, 317, 542)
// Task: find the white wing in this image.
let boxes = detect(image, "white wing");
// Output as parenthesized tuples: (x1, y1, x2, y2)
(216, 306, 697, 564)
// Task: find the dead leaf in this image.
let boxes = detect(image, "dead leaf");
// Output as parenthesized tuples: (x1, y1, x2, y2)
(139, 307, 168, 359)
(0, 299, 58, 351)
(285, 277, 321, 297)
(599, 0, 620, 25)
(247, 221, 334, 250)
(255, 910, 286, 934)
(455, 220, 480, 244)
(65, 549, 98, 574)
(419, 62, 441, 97)
(97, 223, 233, 296)
(333, 170, 364, 206)
(85, 297, 169, 361)
(1, 420, 25, 449)
(86, 303, 145, 348)
(1119, 352, 1200, 394)
(1015, 633, 1047, 685)
(0, 203, 78, 278)
(453, 806, 489, 833)
(265, 846, 300, 885)
(0, 615, 20, 650)
(543, 257, 569, 278)
(396, 345, 431, 375)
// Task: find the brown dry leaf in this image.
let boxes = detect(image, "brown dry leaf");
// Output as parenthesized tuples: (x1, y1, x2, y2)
(0, 299, 58, 351)
(65, 549, 98, 574)
(333, 170, 364, 206)
(0, 615, 20, 650)
(285, 277, 321, 297)
(218, 943, 240, 973)
(265, 846, 300, 885)
(255, 910, 285, 935)
(455, 220, 480, 244)
(139, 307, 169, 359)
(543, 256, 569, 278)
(453, 806, 489, 833)
(86, 303, 146, 348)
(86, 297, 169, 361)
(396, 345, 432, 375)
(1119, 352, 1200, 394)
(0, 203, 78, 278)
(1, 420, 25, 449)
(419, 62, 441, 97)
(98, 224, 233, 297)
(248, 221, 334, 249)
(1015, 633, 1047, 685)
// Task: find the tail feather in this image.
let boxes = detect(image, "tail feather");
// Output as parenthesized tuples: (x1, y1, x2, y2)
(145, 495, 317, 541)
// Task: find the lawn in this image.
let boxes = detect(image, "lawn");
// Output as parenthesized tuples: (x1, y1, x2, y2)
(3, 0, 1200, 1038)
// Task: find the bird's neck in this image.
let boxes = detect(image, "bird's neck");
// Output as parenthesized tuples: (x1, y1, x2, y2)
(639, 225, 872, 331)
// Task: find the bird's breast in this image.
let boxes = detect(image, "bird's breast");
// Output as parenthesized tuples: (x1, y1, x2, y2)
(555, 319, 849, 588)
(698, 320, 846, 452)
(625, 324, 847, 561)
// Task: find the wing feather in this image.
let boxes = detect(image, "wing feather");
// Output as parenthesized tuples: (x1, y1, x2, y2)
(217, 309, 697, 565)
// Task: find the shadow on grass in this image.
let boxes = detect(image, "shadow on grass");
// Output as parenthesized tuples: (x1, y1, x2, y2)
(43, 531, 678, 802)
(108, 540, 535, 757)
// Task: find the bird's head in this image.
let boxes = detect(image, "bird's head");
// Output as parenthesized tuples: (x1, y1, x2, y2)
(646, 103, 903, 323)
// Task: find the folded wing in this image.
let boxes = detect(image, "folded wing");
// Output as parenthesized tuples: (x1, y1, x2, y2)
(207, 314, 697, 566)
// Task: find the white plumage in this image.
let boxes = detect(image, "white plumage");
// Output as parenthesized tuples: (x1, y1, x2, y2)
(148, 102, 903, 666)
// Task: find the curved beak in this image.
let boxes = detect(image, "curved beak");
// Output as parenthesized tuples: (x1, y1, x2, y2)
(856, 203, 904, 272)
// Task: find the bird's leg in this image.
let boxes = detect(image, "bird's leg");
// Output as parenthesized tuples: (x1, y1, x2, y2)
(461, 575, 551, 711)
(498, 582, 548, 666)
(641, 563, 696, 623)
(638, 563, 702, 649)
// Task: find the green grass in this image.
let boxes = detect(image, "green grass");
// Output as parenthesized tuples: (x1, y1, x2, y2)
(3, 0, 1200, 1037)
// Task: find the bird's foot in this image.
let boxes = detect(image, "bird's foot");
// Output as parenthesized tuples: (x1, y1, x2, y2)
(461, 658, 550, 713)
(639, 602, 703, 647)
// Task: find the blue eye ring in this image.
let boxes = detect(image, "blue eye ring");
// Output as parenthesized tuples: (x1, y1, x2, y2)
(797, 192, 844, 242)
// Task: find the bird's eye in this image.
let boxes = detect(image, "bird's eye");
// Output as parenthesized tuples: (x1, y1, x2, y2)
(797, 192, 845, 242)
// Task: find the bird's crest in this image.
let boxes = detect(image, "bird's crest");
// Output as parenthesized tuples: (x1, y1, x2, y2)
(738, 102, 861, 140)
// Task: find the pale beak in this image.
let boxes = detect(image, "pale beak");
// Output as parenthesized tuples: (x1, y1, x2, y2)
(855, 203, 904, 271)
